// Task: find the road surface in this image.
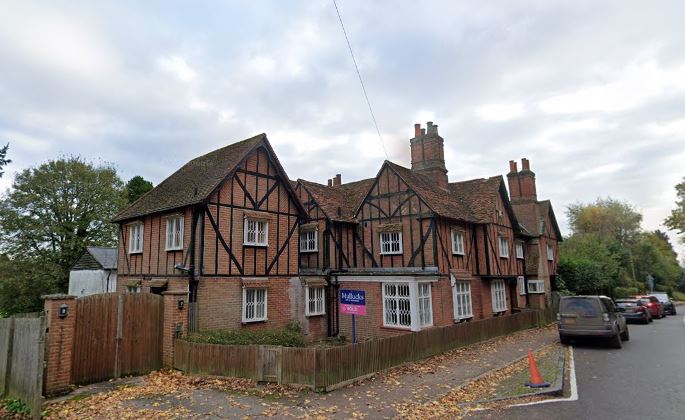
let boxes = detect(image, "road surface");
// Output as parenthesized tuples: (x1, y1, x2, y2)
(473, 312, 685, 419)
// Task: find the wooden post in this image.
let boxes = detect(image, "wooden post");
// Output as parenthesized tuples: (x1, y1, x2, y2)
(32, 317, 46, 420)
(113, 293, 124, 379)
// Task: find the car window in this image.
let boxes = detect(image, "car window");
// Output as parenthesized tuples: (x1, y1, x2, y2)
(601, 298, 616, 312)
(561, 298, 601, 316)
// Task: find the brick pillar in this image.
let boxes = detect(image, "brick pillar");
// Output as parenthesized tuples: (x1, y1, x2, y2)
(162, 291, 189, 368)
(42, 294, 77, 396)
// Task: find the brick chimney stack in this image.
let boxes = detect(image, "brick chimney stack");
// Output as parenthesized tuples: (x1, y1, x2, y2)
(507, 158, 537, 203)
(410, 122, 448, 189)
(333, 174, 341, 186)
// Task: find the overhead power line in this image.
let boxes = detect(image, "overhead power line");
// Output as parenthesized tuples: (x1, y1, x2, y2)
(332, 0, 388, 159)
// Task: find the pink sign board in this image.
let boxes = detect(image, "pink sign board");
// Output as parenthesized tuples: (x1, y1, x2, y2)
(340, 303, 367, 316)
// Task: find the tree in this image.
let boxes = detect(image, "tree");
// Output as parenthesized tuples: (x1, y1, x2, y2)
(124, 175, 154, 204)
(632, 231, 682, 292)
(0, 254, 61, 316)
(557, 233, 621, 295)
(0, 157, 126, 290)
(567, 198, 642, 245)
(0, 143, 10, 178)
(665, 177, 685, 243)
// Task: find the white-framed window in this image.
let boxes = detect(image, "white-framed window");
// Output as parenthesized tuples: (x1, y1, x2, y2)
(127, 285, 141, 293)
(491, 279, 507, 313)
(165, 215, 184, 251)
(452, 280, 473, 320)
(383, 283, 412, 328)
(517, 276, 526, 295)
(528, 279, 545, 294)
(546, 244, 554, 261)
(129, 222, 144, 254)
(300, 229, 318, 252)
(380, 231, 403, 255)
(242, 288, 267, 322)
(451, 230, 465, 255)
(305, 286, 325, 316)
(498, 237, 509, 258)
(417, 283, 433, 327)
(515, 241, 524, 259)
(244, 218, 268, 246)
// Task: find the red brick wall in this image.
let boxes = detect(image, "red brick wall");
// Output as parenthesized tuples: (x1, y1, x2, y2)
(195, 276, 327, 341)
(43, 295, 76, 396)
(162, 291, 188, 367)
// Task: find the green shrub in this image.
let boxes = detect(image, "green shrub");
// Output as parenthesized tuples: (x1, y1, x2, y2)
(4, 399, 30, 415)
(614, 287, 639, 299)
(186, 324, 306, 347)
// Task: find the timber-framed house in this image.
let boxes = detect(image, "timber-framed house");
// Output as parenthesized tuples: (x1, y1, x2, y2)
(113, 122, 561, 341)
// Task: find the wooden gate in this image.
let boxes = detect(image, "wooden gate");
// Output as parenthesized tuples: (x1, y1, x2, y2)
(257, 345, 282, 382)
(72, 293, 163, 385)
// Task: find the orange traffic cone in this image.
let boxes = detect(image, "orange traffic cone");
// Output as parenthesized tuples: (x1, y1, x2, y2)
(524, 349, 550, 388)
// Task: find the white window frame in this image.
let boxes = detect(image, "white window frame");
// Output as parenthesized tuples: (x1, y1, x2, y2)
(165, 214, 184, 251)
(243, 218, 269, 246)
(305, 285, 325, 316)
(242, 287, 267, 322)
(451, 229, 465, 255)
(515, 241, 524, 259)
(547, 244, 554, 261)
(528, 279, 545, 294)
(498, 237, 509, 258)
(518, 276, 526, 295)
(127, 285, 141, 293)
(300, 229, 318, 252)
(418, 283, 433, 327)
(380, 231, 403, 255)
(491, 279, 507, 313)
(451, 278, 473, 321)
(128, 222, 144, 254)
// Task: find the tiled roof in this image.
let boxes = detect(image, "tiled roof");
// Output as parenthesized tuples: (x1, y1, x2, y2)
(512, 199, 563, 239)
(299, 178, 374, 222)
(113, 134, 269, 222)
(86, 247, 118, 269)
(448, 176, 506, 223)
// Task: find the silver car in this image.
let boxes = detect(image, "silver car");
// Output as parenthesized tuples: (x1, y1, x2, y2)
(558, 295, 629, 348)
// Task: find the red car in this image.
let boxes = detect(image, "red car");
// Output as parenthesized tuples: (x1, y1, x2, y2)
(631, 295, 664, 319)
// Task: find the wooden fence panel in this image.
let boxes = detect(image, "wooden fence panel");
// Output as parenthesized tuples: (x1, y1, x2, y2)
(0, 319, 13, 395)
(8, 317, 45, 418)
(119, 293, 163, 376)
(72, 294, 119, 384)
(72, 293, 163, 385)
(281, 347, 316, 387)
(174, 341, 258, 379)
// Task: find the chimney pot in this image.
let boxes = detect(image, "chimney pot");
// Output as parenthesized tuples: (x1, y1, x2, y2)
(421, 128, 426, 135)
(509, 160, 518, 173)
(328, 179, 332, 187)
(414, 123, 421, 138)
(521, 158, 530, 171)
(334, 174, 342, 186)
(432, 124, 438, 135)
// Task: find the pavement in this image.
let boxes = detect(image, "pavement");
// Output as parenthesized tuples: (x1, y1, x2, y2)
(469, 310, 685, 420)
(46, 325, 559, 419)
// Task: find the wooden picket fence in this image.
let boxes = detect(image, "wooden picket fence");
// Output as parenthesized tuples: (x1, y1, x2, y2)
(175, 308, 553, 391)
(0, 316, 45, 419)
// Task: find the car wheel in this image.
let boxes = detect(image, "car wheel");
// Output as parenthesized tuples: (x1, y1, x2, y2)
(673, 308, 677, 315)
(620, 327, 630, 341)
(610, 332, 623, 349)
(643, 315, 650, 324)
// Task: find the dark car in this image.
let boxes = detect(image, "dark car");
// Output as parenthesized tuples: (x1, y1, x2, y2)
(649, 293, 676, 315)
(558, 295, 629, 348)
(631, 295, 664, 319)
(615, 299, 651, 324)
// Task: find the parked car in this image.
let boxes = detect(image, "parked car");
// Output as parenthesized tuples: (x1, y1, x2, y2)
(615, 299, 652, 324)
(558, 295, 629, 348)
(648, 292, 676, 315)
(631, 295, 664, 319)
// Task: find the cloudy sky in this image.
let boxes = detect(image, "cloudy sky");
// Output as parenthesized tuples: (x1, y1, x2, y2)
(1, 1, 684, 256)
